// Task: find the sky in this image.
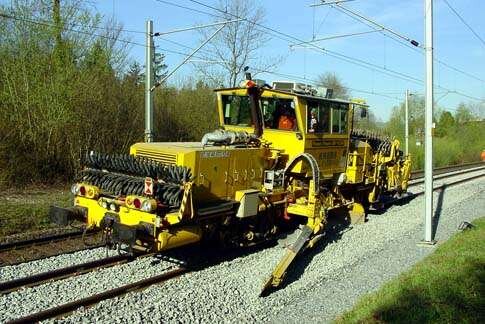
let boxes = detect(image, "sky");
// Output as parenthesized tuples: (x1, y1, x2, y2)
(7, 0, 485, 121)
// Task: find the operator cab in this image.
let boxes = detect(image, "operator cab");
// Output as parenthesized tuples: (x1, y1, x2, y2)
(215, 81, 361, 179)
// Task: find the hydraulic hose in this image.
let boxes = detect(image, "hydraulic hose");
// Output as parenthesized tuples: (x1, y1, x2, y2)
(283, 153, 320, 194)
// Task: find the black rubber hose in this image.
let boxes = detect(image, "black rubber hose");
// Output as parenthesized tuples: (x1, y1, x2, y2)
(284, 153, 320, 195)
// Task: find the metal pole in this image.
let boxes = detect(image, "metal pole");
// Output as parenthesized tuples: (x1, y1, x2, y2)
(145, 20, 154, 143)
(405, 89, 409, 156)
(151, 23, 227, 91)
(423, 0, 435, 244)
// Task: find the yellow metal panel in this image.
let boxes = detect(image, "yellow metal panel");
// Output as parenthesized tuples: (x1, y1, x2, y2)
(156, 226, 202, 251)
(74, 196, 157, 227)
(196, 148, 231, 200)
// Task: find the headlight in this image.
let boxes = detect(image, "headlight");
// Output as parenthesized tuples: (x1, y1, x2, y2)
(141, 199, 152, 212)
(77, 184, 99, 199)
(71, 184, 80, 195)
(109, 203, 117, 211)
(126, 196, 156, 212)
(98, 198, 108, 209)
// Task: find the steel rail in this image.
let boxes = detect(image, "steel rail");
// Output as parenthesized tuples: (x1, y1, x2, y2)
(0, 229, 97, 253)
(410, 161, 484, 180)
(0, 163, 479, 254)
(7, 267, 187, 324)
(382, 166, 485, 208)
(0, 254, 133, 295)
(409, 165, 485, 186)
(0, 230, 103, 267)
(4, 165, 484, 322)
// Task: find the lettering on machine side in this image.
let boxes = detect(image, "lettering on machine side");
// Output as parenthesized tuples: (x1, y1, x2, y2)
(312, 139, 345, 147)
(200, 151, 230, 159)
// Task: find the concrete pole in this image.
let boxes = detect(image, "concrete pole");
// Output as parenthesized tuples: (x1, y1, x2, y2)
(145, 20, 154, 143)
(405, 89, 409, 156)
(423, 0, 435, 244)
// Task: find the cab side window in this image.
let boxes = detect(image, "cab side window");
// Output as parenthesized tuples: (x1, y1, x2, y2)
(307, 100, 330, 133)
(331, 103, 348, 134)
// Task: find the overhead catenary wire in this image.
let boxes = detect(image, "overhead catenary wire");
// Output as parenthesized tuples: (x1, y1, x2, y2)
(2, 6, 457, 113)
(0, 12, 148, 48)
(442, 0, 485, 48)
(3, 3, 481, 103)
(151, 23, 227, 90)
(0, 11, 146, 34)
(311, 1, 420, 47)
(151, 0, 482, 104)
(290, 29, 382, 48)
(153, 18, 242, 36)
(182, 0, 483, 101)
(327, 2, 485, 85)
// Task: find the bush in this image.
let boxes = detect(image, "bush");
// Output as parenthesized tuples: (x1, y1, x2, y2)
(0, 1, 218, 187)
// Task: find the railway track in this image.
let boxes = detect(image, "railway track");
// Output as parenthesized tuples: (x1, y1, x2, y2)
(2, 163, 484, 323)
(409, 164, 485, 186)
(409, 162, 484, 190)
(410, 161, 484, 180)
(1, 162, 481, 267)
(0, 229, 103, 266)
(377, 161, 485, 209)
(7, 266, 186, 324)
(0, 254, 133, 295)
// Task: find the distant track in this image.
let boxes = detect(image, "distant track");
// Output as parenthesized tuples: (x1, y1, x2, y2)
(409, 162, 485, 187)
(410, 161, 484, 180)
(379, 162, 485, 209)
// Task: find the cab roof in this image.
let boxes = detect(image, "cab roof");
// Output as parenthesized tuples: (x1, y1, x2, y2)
(214, 86, 367, 107)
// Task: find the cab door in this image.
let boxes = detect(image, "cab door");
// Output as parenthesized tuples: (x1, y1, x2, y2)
(304, 99, 350, 178)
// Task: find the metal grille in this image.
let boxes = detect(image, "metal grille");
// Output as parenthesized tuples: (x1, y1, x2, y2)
(135, 149, 177, 165)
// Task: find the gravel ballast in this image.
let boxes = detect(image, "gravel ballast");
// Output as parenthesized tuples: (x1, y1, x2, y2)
(1, 171, 483, 323)
(0, 247, 117, 282)
(0, 256, 177, 322)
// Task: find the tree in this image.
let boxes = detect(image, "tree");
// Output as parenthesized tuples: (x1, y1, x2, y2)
(386, 95, 425, 140)
(316, 72, 349, 99)
(454, 103, 475, 124)
(197, 0, 281, 87)
(154, 52, 168, 84)
(436, 111, 455, 137)
(126, 62, 143, 85)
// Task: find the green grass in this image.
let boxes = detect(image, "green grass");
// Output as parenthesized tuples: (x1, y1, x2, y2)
(0, 186, 72, 237)
(336, 217, 485, 324)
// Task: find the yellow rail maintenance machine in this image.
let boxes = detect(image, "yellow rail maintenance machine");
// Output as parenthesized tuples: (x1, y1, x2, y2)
(50, 73, 411, 295)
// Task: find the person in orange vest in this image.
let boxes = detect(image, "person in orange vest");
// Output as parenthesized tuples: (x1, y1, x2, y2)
(277, 103, 296, 130)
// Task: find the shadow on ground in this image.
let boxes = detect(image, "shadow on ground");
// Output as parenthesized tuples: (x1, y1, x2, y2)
(275, 212, 350, 292)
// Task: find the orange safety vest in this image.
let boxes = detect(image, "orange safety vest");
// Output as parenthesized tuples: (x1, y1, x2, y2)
(278, 116, 295, 130)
